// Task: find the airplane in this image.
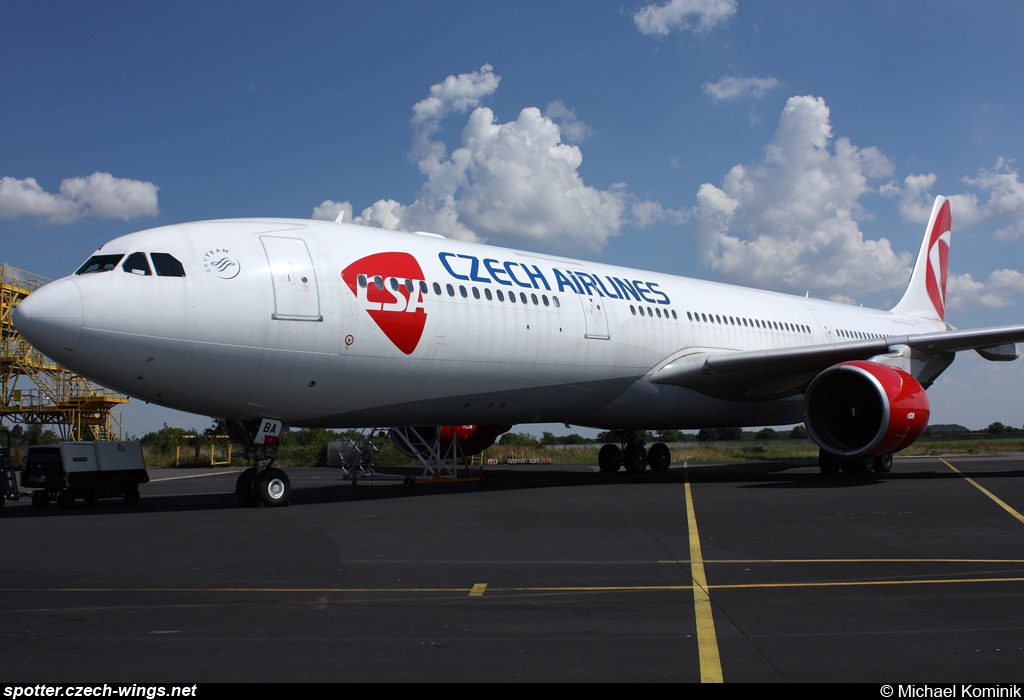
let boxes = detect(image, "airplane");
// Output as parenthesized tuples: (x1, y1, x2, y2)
(12, 195, 1024, 506)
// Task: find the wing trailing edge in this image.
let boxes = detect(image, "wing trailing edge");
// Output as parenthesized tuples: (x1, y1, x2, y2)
(649, 324, 1024, 401)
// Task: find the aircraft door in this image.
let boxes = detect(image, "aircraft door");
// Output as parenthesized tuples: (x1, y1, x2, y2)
(261, 236, 323, 322)
(809, 309, 834, 343)
(578, 295, 610, 340)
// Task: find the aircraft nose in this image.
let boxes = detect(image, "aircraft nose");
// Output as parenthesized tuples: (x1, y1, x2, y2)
(13, 277, 83, 358)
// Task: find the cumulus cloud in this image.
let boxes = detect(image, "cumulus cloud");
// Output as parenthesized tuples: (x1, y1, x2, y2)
(311, 199, 352, 223)
(690, 95, 910, 298)
(0, 172, 159, 224)
(315, 65, 670, 253)
(703, 75, 782, 101)
(885, 158, 1024, 237)
(634, 0, 737, 36)
(946, 269, 1024, 310)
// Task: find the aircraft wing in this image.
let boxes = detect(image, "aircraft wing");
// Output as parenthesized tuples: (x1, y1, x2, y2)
(649, 324, 1024, 401)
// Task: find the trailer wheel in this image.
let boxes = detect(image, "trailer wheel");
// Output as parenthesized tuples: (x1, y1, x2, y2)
(57, 490, 75, 509)
(124, 486, 140, 506)
(32, 490, 50, 509)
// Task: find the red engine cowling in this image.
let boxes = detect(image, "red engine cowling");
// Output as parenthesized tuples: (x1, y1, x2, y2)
(803, 361, 930, 457)
(390, 424, 512, 460)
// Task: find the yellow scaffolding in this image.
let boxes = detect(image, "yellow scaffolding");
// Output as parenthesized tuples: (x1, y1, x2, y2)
(174, 434, 232, 466)
(0, 264, 128, 441)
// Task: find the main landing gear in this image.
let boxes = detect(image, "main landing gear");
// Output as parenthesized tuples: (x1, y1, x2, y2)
(818, 448, 894, 475)
(230, 419, 291, 508)
(597, 432, 672, 474)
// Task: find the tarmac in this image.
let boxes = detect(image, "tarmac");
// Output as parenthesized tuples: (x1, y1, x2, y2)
(1, 455, 1023, 682)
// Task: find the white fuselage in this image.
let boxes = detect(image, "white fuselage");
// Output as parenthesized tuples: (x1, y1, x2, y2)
(16, 218, 946, 430)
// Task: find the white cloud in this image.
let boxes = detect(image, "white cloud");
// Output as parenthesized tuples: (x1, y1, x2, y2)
(634, 0, 737, 36)
(544, 101, 591, 143)
(0, 172, 159, 224)
(316, 65, 673, 253)
(311, 199, 352, 222)
(886, 158, 1024, 235)
(690, 95, 909, 298)
(703, 75, 782, 101)
(946, 269, 1024, 310)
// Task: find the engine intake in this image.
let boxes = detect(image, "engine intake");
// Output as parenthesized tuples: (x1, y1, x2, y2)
(804, 361, 929, 457)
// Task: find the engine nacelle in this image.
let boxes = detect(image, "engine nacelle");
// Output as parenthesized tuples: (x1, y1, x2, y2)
(803, 361, 929, 458)
(390, 424, 512, 460)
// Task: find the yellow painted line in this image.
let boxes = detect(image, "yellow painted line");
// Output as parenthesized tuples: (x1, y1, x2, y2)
(469, 583, 487, 597)
(659, 558, 1024, 564)
(712, 576, 1024, 590)
(685, 471, 724, 683)
(149, 471, 242, 482)
(941, 458, 1024, 526)
(3, 576, 1023, 596)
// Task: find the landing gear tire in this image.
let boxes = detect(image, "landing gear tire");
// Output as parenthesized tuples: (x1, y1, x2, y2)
(235, 468, 258, 507)
(32, 490, 50, 509)
(648, 443, 671, 473)
(255, 468, 290, 507)
(872, 453, 893, 473)
(598, 444, 622, 473)
(818, 449, 840, 475)
(124, 486, 141, 506)
(840, 457, 873, 474)
(623, 445, 647, 474)
(57, 490, 75, 509)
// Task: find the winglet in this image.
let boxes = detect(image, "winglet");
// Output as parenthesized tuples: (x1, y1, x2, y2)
(891, 196, 951, 321)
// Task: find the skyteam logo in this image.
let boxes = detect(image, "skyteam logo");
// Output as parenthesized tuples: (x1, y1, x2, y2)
(203, 249, 240, 279)
(342, 252, 427, 355)
(924, 199, 951, 320)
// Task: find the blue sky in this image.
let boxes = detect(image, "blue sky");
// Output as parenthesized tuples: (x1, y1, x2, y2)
(2, 1, 1023, 435)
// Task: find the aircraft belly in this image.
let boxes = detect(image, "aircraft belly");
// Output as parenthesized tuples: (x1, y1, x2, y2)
(579, 380, 804, 430)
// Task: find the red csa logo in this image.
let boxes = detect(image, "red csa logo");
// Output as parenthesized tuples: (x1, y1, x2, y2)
(925, 199, 952, 320)
(342, 253, 427, 355)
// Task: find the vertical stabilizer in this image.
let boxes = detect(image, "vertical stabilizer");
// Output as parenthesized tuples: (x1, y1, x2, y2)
(891, 196, 951, 321)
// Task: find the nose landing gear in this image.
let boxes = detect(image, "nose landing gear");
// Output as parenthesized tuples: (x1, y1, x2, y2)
(230, 419, 291, 508)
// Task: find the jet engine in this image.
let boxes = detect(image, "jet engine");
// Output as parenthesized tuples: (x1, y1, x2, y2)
(803, 361, 929, 458)
(390, 424, 512, 460)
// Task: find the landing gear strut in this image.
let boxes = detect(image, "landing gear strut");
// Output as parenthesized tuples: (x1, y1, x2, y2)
(229, 419, 291, 508)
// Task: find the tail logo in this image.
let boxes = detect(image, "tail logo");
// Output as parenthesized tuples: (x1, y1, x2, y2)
(342, 253, 427, 355)
(925, 199, 951, 320)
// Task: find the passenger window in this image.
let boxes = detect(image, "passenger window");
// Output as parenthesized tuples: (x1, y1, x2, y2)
(76, 254, 124, 275)
(151, 253, 186, 277)
(433, 282, 441, 295)
(122, 252, 152, 276)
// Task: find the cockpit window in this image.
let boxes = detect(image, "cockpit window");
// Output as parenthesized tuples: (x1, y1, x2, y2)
(151, 253, 186, 277)
(122, 252, 152, 276)
(76, 254, 124, 275)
